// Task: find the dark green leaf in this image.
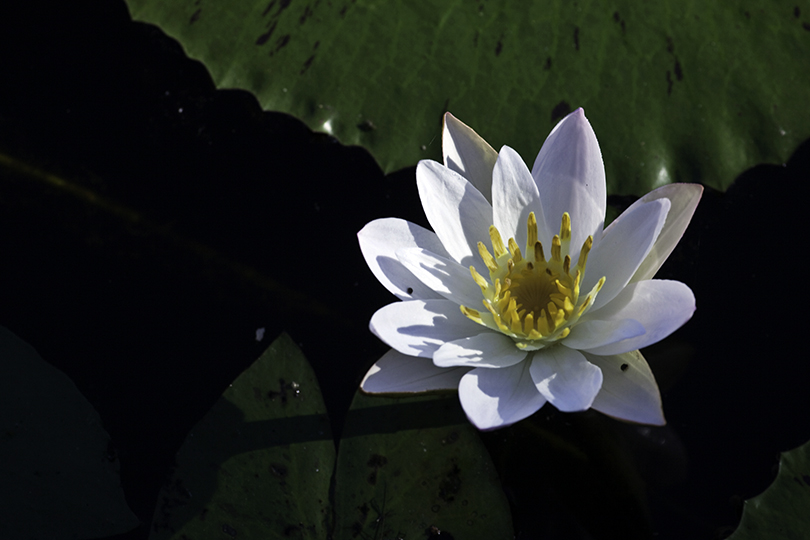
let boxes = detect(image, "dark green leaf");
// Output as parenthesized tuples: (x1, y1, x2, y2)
(0, 326, 138, 538)
(125, 0, 810, 193)
(333, 390, 513, 540)
(149, 332, 334, 540)
(728, 439, 810, 540)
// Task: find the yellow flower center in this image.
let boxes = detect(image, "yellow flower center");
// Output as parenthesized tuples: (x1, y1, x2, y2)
(461, 212, 605, 351)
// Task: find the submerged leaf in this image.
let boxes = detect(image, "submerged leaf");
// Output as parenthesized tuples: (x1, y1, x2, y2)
(149, 333, 334, 540)
(333, 390, 513, 539)
(0, 326, 138, 538)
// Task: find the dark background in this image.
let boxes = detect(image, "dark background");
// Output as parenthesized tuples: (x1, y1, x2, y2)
(1, 1, 808, 538)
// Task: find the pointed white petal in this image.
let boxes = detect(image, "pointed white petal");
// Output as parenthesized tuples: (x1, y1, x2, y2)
(369, 299, 484, 358)
(529, 346, 603, 412)
(442, 112, 498, 203)
(492, 145, 549, 250)
(358, 218, 448, 300)
(531, 108, 606, 254)
(581, 280, 695, 356)
(582, 198, 670, 311)
(417, 160, 493, 273)
(583, 350, 665, 425)
(434, 332, 527, 368)
(458, 362, 547, 430)
(563, 318, 646, 351)
(361, 349, 470, 394)
(396, 247, 483, 308)
(631, 184, 704, 282)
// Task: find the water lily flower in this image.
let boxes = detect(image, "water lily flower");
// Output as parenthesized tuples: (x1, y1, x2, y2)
(358, 108, 701, 430)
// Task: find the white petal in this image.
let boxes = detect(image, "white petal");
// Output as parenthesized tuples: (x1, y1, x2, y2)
(529, 346, 603, 412)
(358, 218, 448, 300)
(417, 160, 493, 273)
(581, 280, 695, 356)
(531, 108, 606, 254)
(361, 349, 470, 394)
(396, 247, 483, 308)
(369, 299, 484, 358)
(631, 184, 704, 282)
(563, 318, 646, 351)
(582, 198, 671, 311)
(492, 145, 549, 250)
(458, 362, 547, 430)
(434, 332, 527, 368)
(583, 350, 665, 425)
(442, 112, 498, 203)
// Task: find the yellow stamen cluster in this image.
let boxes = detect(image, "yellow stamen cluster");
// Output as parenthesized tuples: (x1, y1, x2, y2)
(461, 212, 605, 350)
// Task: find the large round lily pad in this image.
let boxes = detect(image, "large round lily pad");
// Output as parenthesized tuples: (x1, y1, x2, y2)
(124, 0, 810, 194)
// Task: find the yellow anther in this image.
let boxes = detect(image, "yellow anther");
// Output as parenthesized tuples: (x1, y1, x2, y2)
(560, 213, 571, 241)
(577, 296, 592, 315)
(498, 291, 512, 311)
(551, 235, 562, 262)
(523, 312, 535, 335)
(559, 213, 572, 259)
(562, 296, 574, 315)
(544, 307, 556, 332)
(563, 255, 571, 275)
(489, 226, 507, 257)
(536, 309, 550, 335)
(478, 242, 499, 273)
(577, 236, 593, 271)
(556, 280, 572, 297)
(491, 310, 508, 333)
(534, 242, 545, 263)
(511, 312, 522, 333)
(460, 305, 483, 324)
(527, 212, 538, 253)
(470, 266, 488, 291)
(507, 238, 522, 263)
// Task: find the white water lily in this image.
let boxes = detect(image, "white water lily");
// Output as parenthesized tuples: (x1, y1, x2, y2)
(358, 108, 701, 430)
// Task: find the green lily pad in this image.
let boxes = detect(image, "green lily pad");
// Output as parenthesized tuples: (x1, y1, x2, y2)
(149, 332, 335, 539)
(124, 0, 810, 194)
(727, 439, 810, 540)
(150, 333, 512, 538)
(0, 325, 138, 538)
(333, 391, 513, 540)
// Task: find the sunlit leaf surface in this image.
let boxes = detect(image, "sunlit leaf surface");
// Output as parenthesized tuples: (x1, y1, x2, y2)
(728, 439, 810, 540)
(125, 0, 810, 194)
(149, 333, 334, 540)
(0, 326, 138, 538)
(333, 391, 513, 539)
